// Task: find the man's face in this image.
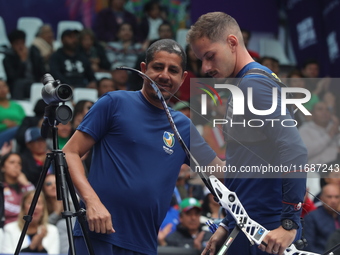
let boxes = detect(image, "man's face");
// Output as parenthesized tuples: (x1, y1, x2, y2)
(191, 36, 236, 78)
(62, 33, 78, 51)
(40, 26, 54, 45)
(118, 23, 133, 42)
(303, 63, 319, 78)
(158, 25, 173, 39)
(180, 208, 201, 232)
(98, 79, 115, 96)
(312, 102, 331, 127)
(12, 39, 26, 53)
(0, 80, 9, 99)
(321, 185, 340, 213)
(141, 51, 187, 102)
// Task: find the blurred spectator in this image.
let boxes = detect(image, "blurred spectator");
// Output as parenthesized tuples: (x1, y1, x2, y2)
(31, 24, 55, 71)
(43, 174, 63, 224)
(175, 164, 205, 203)
(0, 182, 3, 235)
(111, 63, 129, 90)
(326, 228, 340, 255)
(286, 69, 319, 114)
(57, 122, 72, 149)
(157, 21, 174, 40)
(301, 59, 320, 93)
(185, 44, 204, 78)
(259, 56, 280, 76)
(0, 141, 13, 157)
(299, 102, 340, 198)
(97, 77, 115, 97)
(0, 80, 26, 149)
(299, 102, 340, 165)
(202, 91, 229, 160)
(93, 0, 138, 43)
(15, 99, 47, 153)
(42, 173, 76, 253)
(304, 184, 340, 253)
(70, 100, 94, 134)
(173, 101, 190, 118)
(314, 167, 340, 207)
(201, 193, 226, 223)
(129, 21, 175, 91)
(20, 127, 53, 186)
(70, 100, 94, 173)
(49, 29, 96, 88)
(164, 197, 212, 252)
(171, 44, 203, 105)
(158, 194, 180, 245)
(241, 29, 260, 61)
(139, 0, 166, 45)
(106, 23, 143, 70)
(0, 153, 34, 225)
(3, 29, 46, 99)
(301, 190, 317, 218)
(78, 29, 111, 73)
(0, 190, 59, 254)
(301, 59, 320, 79)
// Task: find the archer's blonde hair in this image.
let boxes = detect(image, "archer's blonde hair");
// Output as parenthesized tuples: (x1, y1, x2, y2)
(187, 12, 242, 44)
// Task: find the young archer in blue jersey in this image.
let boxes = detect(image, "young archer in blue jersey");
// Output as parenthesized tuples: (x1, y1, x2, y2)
(188, 12, 307, 255)
(62, 39, 223, 255)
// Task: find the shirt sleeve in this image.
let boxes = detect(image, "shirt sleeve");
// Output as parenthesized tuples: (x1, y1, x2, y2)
(188, 121, 217, 167)
(242, 76, 307, 224)
(77, 94, 115, 141)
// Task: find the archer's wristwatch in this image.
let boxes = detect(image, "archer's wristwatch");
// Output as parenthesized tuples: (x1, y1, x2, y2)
(281, 219, 299, 230)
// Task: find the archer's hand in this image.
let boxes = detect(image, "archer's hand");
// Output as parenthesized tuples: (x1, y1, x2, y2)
(259, 226, 296, 255)
(201, 226, 228, 255)
(86, 199, 115, 234)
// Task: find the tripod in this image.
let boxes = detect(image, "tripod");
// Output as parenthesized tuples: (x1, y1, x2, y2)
(14, 113, 95, 255)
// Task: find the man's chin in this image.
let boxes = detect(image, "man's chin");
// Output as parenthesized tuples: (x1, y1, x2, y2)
(152, 92, 171, 101)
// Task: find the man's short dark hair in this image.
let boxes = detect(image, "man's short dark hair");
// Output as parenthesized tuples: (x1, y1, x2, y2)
(302, 59, 319, 69)
(145, 39, 186, 72)
(8, 29, 26, 44)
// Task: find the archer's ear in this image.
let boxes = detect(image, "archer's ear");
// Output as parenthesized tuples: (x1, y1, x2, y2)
(227, 34, 238, 51)
(140, 62, 146, 73)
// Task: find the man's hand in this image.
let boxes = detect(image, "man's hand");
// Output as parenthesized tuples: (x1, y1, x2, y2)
(201, 226, 228, 255)
(30, 225, 47, 251)
(259, 226, 296, 255)
(158, 223, 173, 246)
(193, 231, 205, 251)
(86, 199, 115, 234)
(17, 172, 30, 186)
(2, 119, 18, 128)
(1, 141, 13, 156)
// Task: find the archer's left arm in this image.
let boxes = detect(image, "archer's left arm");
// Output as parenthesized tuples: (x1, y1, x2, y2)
(265, 115, 308, 229)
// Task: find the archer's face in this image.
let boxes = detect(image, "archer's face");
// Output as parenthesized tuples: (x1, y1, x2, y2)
(191, 36, 236, 78)
(141, 51, 187, 106)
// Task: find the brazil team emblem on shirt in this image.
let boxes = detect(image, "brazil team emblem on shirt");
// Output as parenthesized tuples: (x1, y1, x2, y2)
(163, 131, 175, 148)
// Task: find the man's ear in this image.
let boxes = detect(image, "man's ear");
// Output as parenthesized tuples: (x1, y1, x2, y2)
(140, 62, 146, 73)
(179, 71, 188, 88)
(227, 34, 238, 52)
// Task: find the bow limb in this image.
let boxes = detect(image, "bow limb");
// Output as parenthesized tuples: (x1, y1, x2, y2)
(209, 176, 322, 255)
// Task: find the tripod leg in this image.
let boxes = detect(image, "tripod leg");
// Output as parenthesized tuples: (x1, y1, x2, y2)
(54, 151, 77, 255)
(14, 153, 53, 255)
(61, 152, 96, 255)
